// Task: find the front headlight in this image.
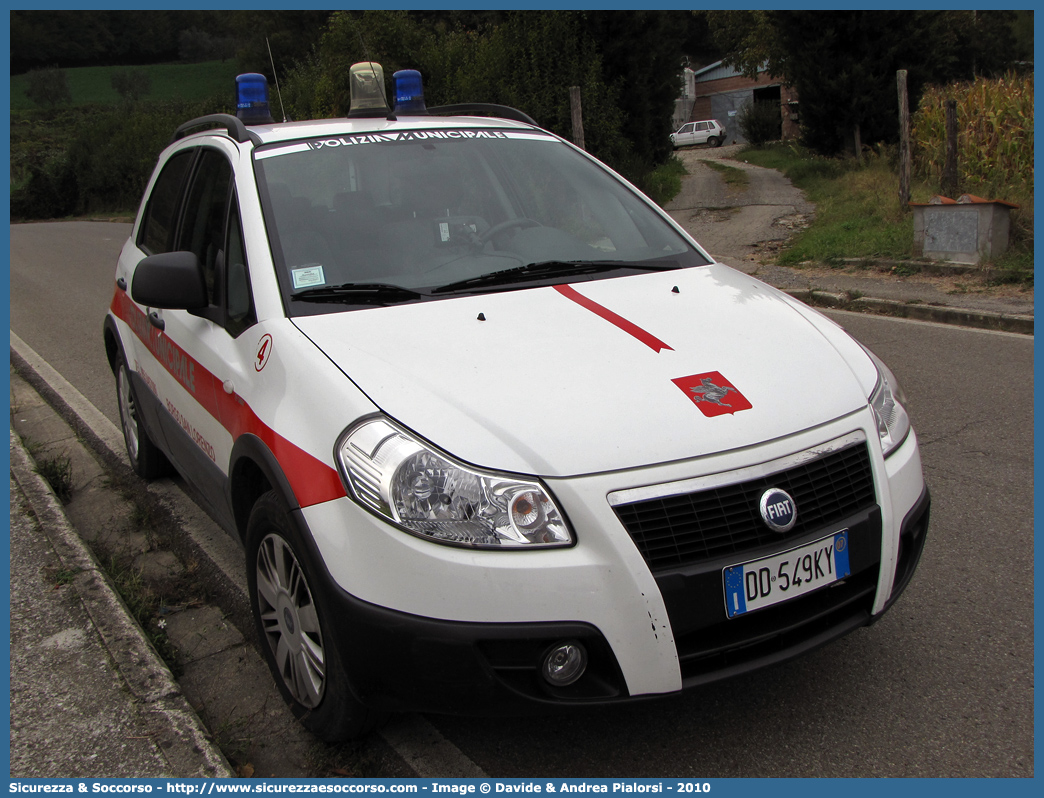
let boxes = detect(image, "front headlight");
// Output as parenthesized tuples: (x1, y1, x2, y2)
(336, 417, 574, 549)
(864, 348, 911, 458)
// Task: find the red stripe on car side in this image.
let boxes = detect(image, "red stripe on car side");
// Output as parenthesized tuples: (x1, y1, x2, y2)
(553, 284, 673, 353)
(110, 288, 346, 507)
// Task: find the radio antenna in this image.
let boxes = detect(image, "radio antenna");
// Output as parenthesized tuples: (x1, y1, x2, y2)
(266, 37, 288, 122)
(349, 14, 395, 119)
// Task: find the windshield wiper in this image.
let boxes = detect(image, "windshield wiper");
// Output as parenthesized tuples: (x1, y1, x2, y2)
(291, 282, 426, 306)
(431, 260, 679, 294)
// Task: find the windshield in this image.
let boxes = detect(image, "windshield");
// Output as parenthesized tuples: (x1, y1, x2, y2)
(254, 127, 709, 313)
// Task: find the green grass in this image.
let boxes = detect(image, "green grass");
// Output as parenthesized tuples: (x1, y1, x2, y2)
(699, 159, 749, 189)
(642, 155, 687, 206)
(104, 555, 181, 674)
(11, 60, 241, 110)
(35, 454, 73, 502)
(739, 142, 1033, 279)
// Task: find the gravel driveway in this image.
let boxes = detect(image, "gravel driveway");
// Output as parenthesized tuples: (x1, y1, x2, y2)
(664, 143, 814, 274)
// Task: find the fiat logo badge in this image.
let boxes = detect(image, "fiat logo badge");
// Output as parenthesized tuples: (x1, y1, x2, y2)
(760, 488, 797, 533)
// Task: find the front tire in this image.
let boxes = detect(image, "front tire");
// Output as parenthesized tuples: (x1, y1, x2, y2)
(246, 490, 378, 741)
(115, 351, 170, 479)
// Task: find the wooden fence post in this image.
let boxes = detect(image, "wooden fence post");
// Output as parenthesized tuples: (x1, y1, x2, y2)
(897, 70, 911, 212)
(942, 99, 959, 197)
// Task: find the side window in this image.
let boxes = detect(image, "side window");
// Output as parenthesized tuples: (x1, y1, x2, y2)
(225, 206, 256, 338)
(695, 122, 709, 132)
(138, 150, 194, 255)
(178, 149, 233, 305)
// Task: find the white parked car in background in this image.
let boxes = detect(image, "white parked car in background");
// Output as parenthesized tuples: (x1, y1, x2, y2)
(104, 65, 929, 741)
(671, 119, 727, 148)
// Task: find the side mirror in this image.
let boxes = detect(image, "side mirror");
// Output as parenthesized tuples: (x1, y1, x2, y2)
(131, 251, 208, 310)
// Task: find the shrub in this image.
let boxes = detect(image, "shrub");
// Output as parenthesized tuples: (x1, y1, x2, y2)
(11, 157, 77, 220)
(25, 66, 71, 109)
(111, 68, 152, 103)
(738, 100, 782, 146)
(11, 98, 226, 219)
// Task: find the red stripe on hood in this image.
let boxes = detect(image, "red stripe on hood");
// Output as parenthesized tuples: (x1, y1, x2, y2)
(554, 283, 673, 353)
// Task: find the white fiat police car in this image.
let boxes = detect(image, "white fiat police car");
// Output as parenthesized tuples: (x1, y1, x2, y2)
(103, 67, 929, 740)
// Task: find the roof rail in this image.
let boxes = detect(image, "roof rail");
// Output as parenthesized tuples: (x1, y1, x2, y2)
(427, 103, 538, 127)
(171, 114, 262, 145)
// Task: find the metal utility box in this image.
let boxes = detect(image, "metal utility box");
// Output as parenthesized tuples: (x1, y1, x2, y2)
(911, 194, 1019, 265)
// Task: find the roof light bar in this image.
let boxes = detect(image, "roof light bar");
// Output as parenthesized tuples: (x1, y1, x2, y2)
(348, 62, 391, 118)
(393, 69, 428, 115)
(235, 73, 274, 125)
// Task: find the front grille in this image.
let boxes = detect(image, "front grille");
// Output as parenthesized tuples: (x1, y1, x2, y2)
(613, 442, 875, 570)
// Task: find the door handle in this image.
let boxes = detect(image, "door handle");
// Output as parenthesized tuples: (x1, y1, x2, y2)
(148, 310, 165, 331)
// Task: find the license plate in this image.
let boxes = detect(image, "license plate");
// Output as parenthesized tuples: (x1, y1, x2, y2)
(723, 530, 851, 618)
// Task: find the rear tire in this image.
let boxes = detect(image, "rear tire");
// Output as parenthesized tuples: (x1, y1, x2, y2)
(246, 490, 379, 741)
(708, 136, 720, 148)
(115, 351, 170, 479)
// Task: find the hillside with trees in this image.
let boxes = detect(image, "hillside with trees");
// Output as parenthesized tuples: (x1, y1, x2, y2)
(9, 9, 1031, 220)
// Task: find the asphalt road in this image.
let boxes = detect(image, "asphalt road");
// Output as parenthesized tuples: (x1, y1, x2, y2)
(8, 221, 1035, 777)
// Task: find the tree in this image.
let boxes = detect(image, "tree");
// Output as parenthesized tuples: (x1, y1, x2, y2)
(111, 68, 152, 102)
(708, 10, 1024, 155)
(25, 66, 72, 108)
(281, 11, 630, 167)
(11, 10, 202, 71)
(584, 11, 691, 166)
(230, 11, 334, 79)
(277, 9, 709, 190)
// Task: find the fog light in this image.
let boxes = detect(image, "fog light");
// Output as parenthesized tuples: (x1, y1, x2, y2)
(542, 642, 587, 686)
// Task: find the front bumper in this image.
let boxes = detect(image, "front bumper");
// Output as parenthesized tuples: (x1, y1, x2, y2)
(301, 417, 928, 714)
(300, 486, 928, 715)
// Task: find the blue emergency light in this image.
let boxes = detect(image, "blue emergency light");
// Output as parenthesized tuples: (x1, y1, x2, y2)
(393, 69, 428, 115)
(236, 73, 273, 124)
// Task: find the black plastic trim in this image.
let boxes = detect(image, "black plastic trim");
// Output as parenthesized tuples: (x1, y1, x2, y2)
(172, 113, 262, 145)
(428, 103, 538, 127)
(228, 434, 303, 534)
(880, 486, 931, 614)
(130, 251, 208, 310)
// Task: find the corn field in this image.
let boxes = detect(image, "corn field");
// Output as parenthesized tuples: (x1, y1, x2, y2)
(912, 73, 1033, 190)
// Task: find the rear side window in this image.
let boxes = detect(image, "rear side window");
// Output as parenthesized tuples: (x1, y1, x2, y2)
(138, 150, 194, 255)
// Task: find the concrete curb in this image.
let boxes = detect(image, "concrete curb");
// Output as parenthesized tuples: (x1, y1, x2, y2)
(9, 431, 235, 778)
(785, 288, 1034, 335)
(832, 258, 980, 277)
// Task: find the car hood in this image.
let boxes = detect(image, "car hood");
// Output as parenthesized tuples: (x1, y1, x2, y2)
(293, 264, 878, 477)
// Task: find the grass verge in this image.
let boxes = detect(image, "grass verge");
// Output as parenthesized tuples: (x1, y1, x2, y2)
(740, 142, 1033, 283)
(643, 155, 687, 206)
(699, 159, 749, 189)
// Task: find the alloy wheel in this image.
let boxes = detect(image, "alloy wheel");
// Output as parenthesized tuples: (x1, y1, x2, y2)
(117, 365, 140, 462)
(255, 533, 326, 708)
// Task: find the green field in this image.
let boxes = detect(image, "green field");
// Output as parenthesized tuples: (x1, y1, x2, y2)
(11, 60, 242, 110)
